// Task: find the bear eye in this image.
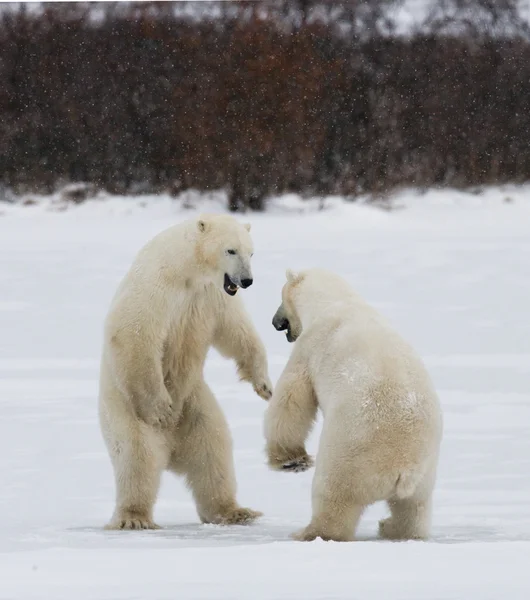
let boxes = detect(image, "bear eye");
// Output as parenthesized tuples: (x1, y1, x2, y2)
(227, 249, 237, 255)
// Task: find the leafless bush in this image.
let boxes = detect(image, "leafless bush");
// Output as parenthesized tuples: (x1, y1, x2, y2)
(0, 1, 529, 209)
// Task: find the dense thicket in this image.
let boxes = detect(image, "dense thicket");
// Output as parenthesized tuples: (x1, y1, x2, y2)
(1, 0, 530, 209)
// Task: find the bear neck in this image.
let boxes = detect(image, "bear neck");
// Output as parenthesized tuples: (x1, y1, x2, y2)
(294, 282, 370, 330)
(156, 226, 211, 286)
(295, 288, 346, 329)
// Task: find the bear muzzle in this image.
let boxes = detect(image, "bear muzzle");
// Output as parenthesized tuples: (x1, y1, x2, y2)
(224, 273, 239, 295)
(272, 313, 296, 342)
(272, 315, 289, 331)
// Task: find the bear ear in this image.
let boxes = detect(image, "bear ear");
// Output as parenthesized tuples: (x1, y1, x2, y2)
(197, 218, 210, 233)
(244, 222, 251, 232)
(286, 269, 305, 285)
(286, 269, 297, 283)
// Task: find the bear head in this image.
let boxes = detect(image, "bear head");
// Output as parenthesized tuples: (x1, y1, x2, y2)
(272, 269, 306, 342)
(196, 214, 254, 296)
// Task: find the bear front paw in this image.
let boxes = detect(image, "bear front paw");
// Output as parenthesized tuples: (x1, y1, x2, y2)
(144, 394, 174, 428)
(281, 454, 314, 473)
(253, 378, 273, 401)
(268, 449, 314, 473)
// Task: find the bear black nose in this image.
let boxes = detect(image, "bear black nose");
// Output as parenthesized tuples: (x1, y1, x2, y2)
(241, 278, 253, 289)
(273, 316, 289, 331)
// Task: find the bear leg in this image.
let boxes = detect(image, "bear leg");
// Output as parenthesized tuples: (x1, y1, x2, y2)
(264, 356, 317, 471)
(169, 383, 262, 526)
(292, 442, 364, 542)
(104, 425, 167, 531)
(379, 493, 432, 541)
(292, 501, 364, 542)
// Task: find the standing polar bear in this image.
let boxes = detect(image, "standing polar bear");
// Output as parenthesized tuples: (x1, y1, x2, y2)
(99, 214, 272, 530)
(265, 268, 443, 542)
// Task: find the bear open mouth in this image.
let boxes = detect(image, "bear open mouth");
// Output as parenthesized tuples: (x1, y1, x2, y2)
(273, 316, 295, 343)
(286, 327, 296, 343)
(224, 274, 239, 296)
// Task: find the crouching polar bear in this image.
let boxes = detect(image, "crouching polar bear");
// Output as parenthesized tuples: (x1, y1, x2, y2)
(264, 268, 443, 542)
(99, 214, 272, 530)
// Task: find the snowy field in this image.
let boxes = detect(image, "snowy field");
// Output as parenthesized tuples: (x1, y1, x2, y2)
(0, 188, 529, 599)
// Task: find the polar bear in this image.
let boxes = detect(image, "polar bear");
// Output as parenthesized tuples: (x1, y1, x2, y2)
(98, 214, 273, 530)
(264, 268, 443, 542)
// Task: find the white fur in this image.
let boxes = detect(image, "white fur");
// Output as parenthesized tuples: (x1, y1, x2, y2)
(265, 268, 443, 542)
(99, 214, 272, 530)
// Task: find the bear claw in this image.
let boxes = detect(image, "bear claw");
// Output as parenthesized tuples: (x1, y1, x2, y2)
(211, 507, 263, 525)
(105, 516, 161, 531)
(253, 380, 273, 400)
(281, 455, 314, 472)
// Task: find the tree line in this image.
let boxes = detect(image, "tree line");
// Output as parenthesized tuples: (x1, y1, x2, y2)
(1, 0, 530, 210)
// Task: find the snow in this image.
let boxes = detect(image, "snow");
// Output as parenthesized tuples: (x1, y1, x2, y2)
(0, 187, 529, 599)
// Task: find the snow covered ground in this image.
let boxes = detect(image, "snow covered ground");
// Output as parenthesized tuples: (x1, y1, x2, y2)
(0, 187, 529, 599)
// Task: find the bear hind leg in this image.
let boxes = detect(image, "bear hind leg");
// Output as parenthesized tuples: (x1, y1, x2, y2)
(104, 426, 167, 531)
(292, 502, 364, 542)
(292, 444, 364, 542)
(169, 383, 262, 526)
(379, 493, 432, 541)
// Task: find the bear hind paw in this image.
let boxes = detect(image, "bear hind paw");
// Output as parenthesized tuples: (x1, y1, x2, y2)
(205, 506, 263, 526)
(105, 512, 161, 531)
(378, 516, 427, 541)
(291, 526, 350, 542)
